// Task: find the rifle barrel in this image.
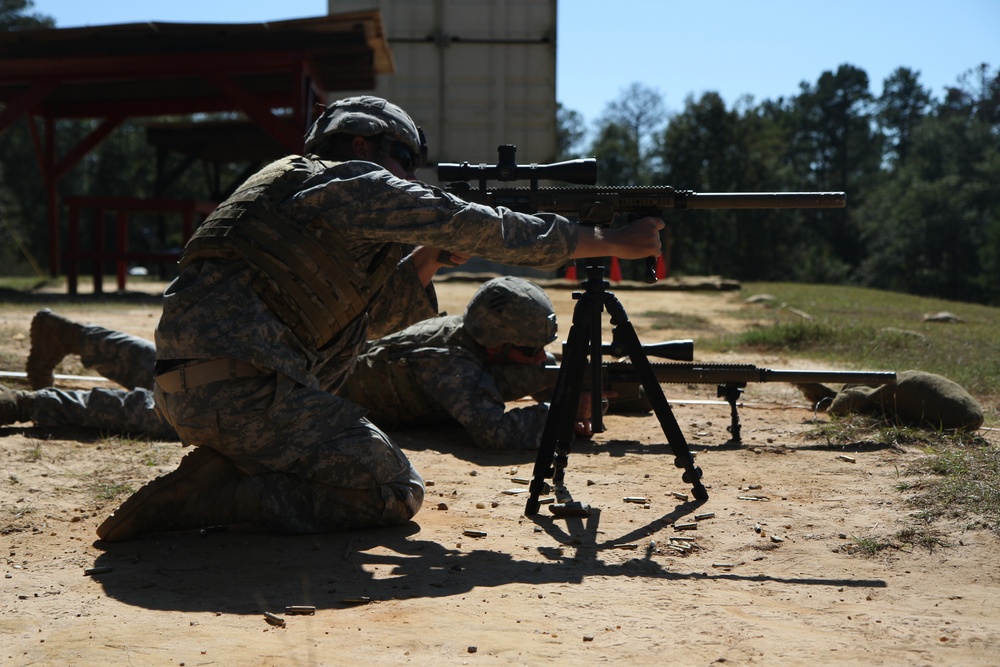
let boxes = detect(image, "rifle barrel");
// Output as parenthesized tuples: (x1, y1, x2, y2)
(681, 192, 846, 209)
(457, 186, 847, 217)
(642, 363, 894, 385)
(547, 363, 896, 387)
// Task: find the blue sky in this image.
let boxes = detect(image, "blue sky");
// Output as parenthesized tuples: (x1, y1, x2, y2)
(33, 0, 999, 126)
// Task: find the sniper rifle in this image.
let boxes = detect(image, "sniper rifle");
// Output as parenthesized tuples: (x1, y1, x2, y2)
(439, 145, 845, 282)
(542, 360, 896, 445)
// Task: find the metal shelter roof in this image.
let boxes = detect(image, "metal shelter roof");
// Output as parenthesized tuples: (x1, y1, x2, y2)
(0, 12, 393, 277)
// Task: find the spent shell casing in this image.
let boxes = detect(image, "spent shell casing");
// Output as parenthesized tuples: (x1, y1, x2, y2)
(264, 612, 286, 627)
(673, 522, 698, 531)
(511, 477, 531, 484)
(694, 512, 715, 520)
(463, 529, 487, 537)
(712, 563, 737, 569)
(285, 606, 316, 615)
(838, 454, 857, 463)
(623, 496, 648, 504)
(340, 596, 372, 605)
(670, 491, 689, 501)
(84, 566, 112, 576)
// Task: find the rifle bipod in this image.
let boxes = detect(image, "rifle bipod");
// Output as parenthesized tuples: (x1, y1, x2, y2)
(524, 261, 709, 516)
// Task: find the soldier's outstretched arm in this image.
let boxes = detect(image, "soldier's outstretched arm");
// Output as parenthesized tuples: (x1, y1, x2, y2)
(571, 217, 664, 260)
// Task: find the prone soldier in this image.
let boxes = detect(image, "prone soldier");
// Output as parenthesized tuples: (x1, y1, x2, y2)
(3, 278, 595, 448)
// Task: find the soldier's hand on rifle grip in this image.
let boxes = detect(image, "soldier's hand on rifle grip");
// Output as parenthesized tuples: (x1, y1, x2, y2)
(630, 214, 661, 284)
(575, 390, 616, 439)
(573, 216, 664, 261)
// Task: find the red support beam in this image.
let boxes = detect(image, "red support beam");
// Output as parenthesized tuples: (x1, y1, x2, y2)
(54, 115, 124, 180)
(0, 79, 57, 134)
(203, 71, 304, 154)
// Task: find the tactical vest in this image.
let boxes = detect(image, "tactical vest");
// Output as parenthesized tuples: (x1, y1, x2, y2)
(180, 156, 402, 349)
(342, 316, 474, 426)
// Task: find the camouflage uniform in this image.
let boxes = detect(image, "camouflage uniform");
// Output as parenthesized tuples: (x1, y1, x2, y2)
(24, 290, 553, 449)
(27, 325, 176, 439)
(343, 314, 552, 450)
(137, 123, 577, 536)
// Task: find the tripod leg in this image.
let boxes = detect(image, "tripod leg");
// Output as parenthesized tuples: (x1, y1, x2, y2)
(607, 304, 709, 501)
(524, 297, 593, 515)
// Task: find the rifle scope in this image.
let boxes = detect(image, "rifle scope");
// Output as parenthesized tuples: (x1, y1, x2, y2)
(437, 144, 597, 186)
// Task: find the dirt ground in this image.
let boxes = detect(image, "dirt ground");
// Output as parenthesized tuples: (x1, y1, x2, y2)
(1, 279, 998, 666)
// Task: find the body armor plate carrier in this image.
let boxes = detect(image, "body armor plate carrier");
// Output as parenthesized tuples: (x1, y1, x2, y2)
(180, 156, 402, 349)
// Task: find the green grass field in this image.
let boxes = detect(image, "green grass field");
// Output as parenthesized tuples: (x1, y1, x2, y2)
(711, 282, 1000, 410)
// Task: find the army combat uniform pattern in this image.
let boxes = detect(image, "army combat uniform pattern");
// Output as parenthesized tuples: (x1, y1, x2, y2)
(153, 156, 578, 534)
(343, 314, 551, 450)
(25, 313, 552, 450)
(28, 325, 176, 439)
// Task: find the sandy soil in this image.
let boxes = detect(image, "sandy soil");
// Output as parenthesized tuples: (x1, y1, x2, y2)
(1, 279, 998, 666)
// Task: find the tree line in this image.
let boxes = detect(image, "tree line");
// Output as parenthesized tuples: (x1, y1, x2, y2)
(2, 1, 998, 304)
(558, 66, 999, 305)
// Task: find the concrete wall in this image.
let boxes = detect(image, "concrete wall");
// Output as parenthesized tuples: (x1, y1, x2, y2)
(328, 0, 558, 184)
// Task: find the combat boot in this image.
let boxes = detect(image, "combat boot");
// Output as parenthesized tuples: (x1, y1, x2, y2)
(0, 384, 34, 425)
(96, 446, 262, 542)
(793, 382, 838, 410)
(26, 309, 84, 390)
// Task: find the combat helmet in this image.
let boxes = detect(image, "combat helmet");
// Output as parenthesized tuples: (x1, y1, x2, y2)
(463, 277, 557, 351)
(304, 95, 426, 168)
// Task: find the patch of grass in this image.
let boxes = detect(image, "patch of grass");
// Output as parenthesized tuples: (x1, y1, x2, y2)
(809, 415, 999, 537)
(842, 526, 948, 557)
(847, 534, 896, 556)
(904, 444, 1000, 532)
(806, 414, 927, 451)
(640, 310, 716, 331)
(706, 282, 1000, 420)
(90, 481, 134, 501)
(22, 442, 42, 463)
(894, 526, 950, 551)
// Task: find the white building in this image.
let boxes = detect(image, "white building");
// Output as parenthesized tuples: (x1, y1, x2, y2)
(328, 0, 558, 182)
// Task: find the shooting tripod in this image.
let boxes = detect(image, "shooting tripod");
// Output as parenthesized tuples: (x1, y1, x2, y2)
(436, 144, 843, 515)
(524, 258, 710, 515)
